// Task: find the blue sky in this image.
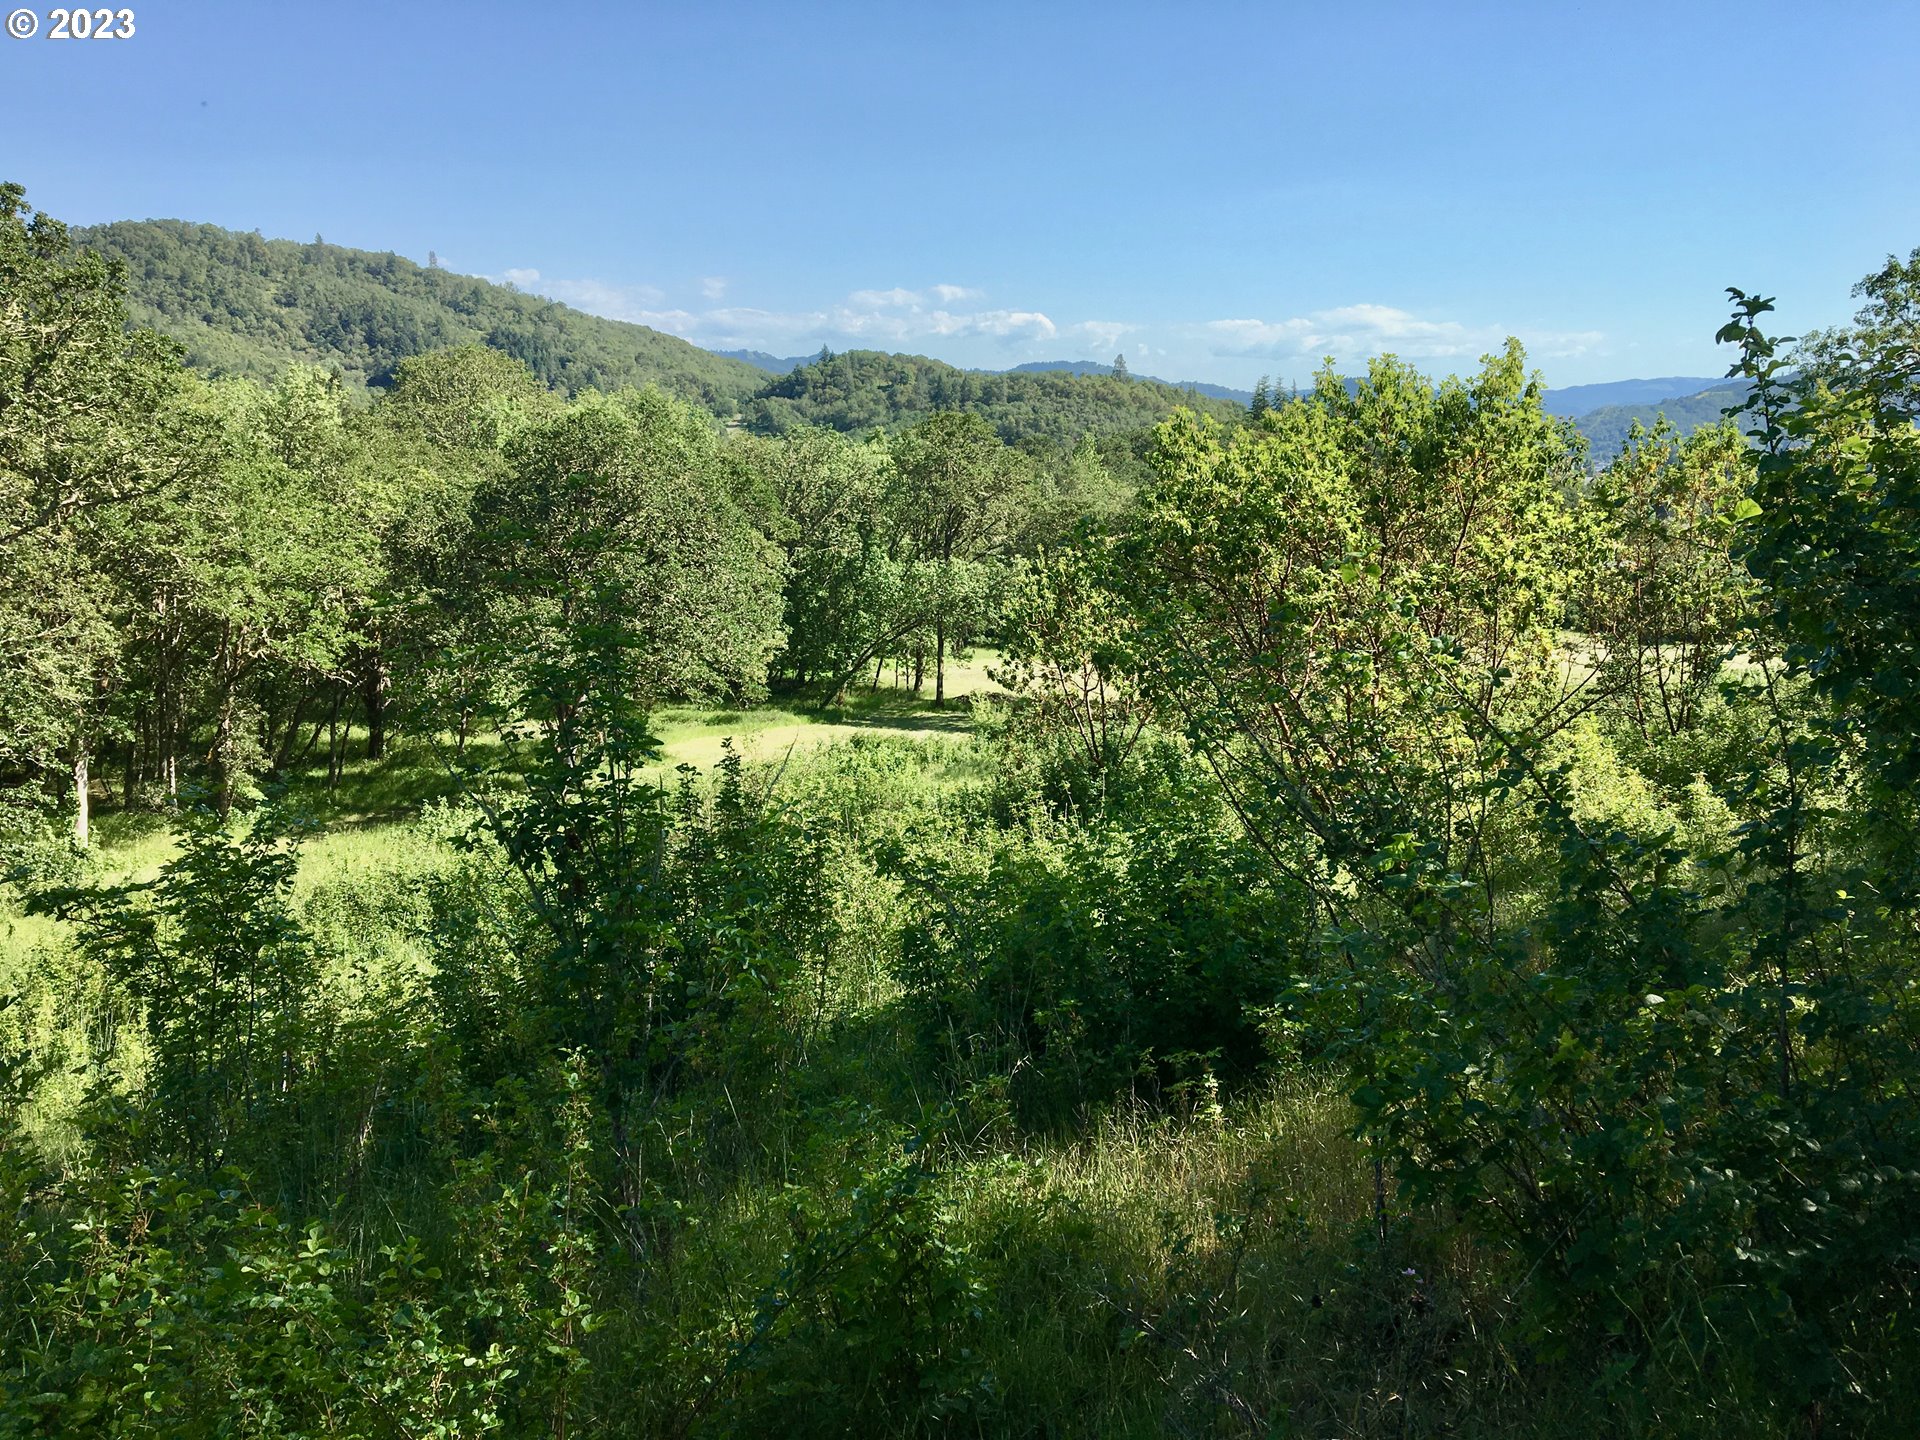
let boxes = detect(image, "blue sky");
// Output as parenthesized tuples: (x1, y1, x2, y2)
(4, 0, 1916, 388)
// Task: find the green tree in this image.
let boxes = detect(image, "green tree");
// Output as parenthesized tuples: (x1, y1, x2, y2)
(1582, 418, 1754, 742)
(742, 427, 938, 699)
(463, 388, 785, 732)
(0, 183, 215, 850)
(1119, 346, 1591, 878)
(993, 541, 1149, 787)
(892, 412, 1028, 704)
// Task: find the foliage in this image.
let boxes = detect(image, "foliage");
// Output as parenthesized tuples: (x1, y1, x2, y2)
(1581, 418, 1756, 741)
(698, 1119, 995, 1437)
(896, 758, 1311, 1127)
(1118, 345, 1592, 889)
(743, 347, 1247, 446)
(32, 806, 320, 1178)
(76, 218, 771, 409)
(991, 541, 1150, 807)
(6, 174, 1920, 1433)
(462, 387, 786, 721)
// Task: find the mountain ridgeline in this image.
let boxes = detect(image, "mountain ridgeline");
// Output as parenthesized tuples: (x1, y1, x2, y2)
(1571, 380, 1753, 459)
(76, 219, 772, 410)
(75, 219, 1244, 446)
(77, 217, 1747, 454)
(743, 348, 1248, 443)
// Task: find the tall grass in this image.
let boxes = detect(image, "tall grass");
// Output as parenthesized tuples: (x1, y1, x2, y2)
(4, 699, 1892, 1437)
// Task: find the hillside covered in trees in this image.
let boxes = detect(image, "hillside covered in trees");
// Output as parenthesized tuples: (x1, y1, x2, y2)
(1574, 379, 1755, 458)
(74, 219, 772, 409)
(69, 217, 1759, 463)
(71, 221, 1252, 447)
(742, 347, 1248, 443)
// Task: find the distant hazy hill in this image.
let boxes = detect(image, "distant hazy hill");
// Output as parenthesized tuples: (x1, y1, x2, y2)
(77, 219, 771, 410)
(714, 348, 816, 375)
(1542, 376, 1726, 418)
(1571, 381, 1753, 458)
(744, 349, 1248, 445)
(1008, 359, 1254, 405)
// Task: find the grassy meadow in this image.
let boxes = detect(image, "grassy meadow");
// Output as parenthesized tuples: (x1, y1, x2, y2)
(5, 659, 1889, 1438)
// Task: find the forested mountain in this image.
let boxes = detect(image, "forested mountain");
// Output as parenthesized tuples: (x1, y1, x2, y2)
(743, 347, 1247, 443)
(71, 221, 1246, 442)
(69, 215, 1756, 457)
(1574, 379, 1753, 458)
(1540, 375, 1727, 416)
(75, 219, 771, 409)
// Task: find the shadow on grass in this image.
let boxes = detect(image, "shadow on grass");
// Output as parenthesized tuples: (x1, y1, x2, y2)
(271, 735, 536, 828)
(803, 690, 979, 737)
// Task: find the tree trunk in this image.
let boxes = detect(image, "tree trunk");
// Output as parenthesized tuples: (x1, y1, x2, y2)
(72, 747, 90, 848)
(362, 654, 388, 761)
(935, 618, 946, 706)
(326, 686, 344, 793)
(213, 700, 236, 819)
(275, 688, 314, 770)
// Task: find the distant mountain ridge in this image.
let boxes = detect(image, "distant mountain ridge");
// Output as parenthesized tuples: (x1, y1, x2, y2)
(713, 348, 815, 375)
(1572, 381, 1752, 458)
(74, 217, 1248, 447)
(1540, 376, 1728, 418)
(711, 351, 1259, 403)
(743, 348, 1247, 444)
(1005, 360, 1254, 404)
(76, 219, 771, 409)
(722, 349, 1751, 453)
(74, 217, 1756, 456)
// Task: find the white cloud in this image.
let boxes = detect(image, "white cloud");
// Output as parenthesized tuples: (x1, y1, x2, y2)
(1061, 320, 1127, 354)
(479, 268, 1605, 387)
(533, 276, 668, 314)
(846, 287, 924, 309)
(1200, 304, 1604, 365)
(520, 281, 1139, 377)
(846, 284, 988, 309)
(535, 280, 1104, 358)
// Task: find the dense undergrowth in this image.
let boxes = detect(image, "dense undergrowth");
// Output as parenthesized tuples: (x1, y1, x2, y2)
(5, 180, 1920, 1433)
(3, 682, 1916, 1436)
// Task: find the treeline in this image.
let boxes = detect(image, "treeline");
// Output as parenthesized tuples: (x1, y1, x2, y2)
(2, 186, 1126, 851)
(743, 347, 1249, 444)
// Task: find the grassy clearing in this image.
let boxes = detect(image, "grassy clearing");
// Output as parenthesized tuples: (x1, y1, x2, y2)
(0, 670, 1000, 1140)
(7, 655, 1852, 1435)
